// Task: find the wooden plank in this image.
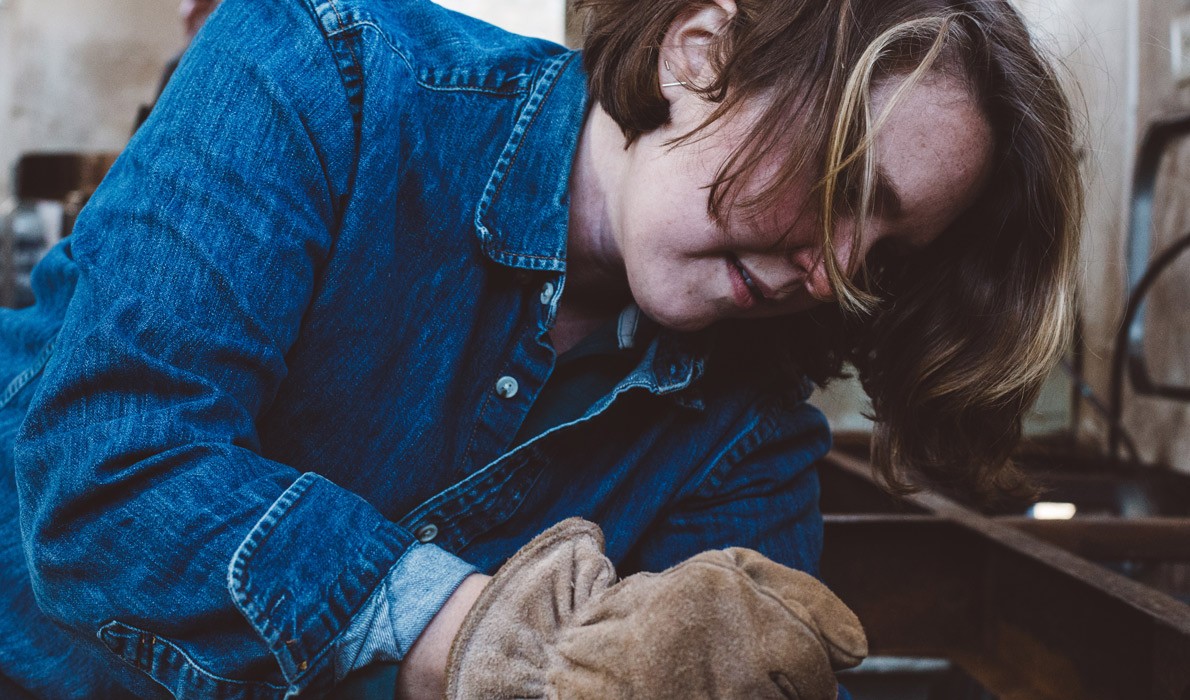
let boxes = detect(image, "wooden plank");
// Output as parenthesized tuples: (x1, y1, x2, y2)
(819, 452, 1190, 700)
(821, 515, 983, 654)
(819, 462, 930, 515)
(997, 516, 1190, 560)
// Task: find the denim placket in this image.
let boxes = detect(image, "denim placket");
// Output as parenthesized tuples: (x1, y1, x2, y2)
(457, 272, 558, 476)
(408, 268, 562, 551)
(396, 314, 712, 559)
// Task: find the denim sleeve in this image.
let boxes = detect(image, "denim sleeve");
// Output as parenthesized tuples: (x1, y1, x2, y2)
(11, 0, 453, 696)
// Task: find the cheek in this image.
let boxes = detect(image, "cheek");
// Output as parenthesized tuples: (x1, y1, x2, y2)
(621, 192, 721, 268)
(721, 185, 823, 258)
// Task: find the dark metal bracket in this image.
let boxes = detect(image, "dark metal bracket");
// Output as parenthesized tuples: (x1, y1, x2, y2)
(1108, 114, 1190, 461)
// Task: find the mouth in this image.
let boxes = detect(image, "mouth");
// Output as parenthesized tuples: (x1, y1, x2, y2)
(726, 254, 766, 309)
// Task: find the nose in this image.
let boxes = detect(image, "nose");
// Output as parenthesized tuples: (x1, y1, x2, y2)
(799, 222, 876, 302)
(803, 254, 836, 302)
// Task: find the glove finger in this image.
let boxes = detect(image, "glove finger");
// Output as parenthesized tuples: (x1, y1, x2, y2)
(556, 561, 836, 700)
(727, 548, 867, 670)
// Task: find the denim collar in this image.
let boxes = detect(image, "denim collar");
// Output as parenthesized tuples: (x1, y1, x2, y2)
(474, 49, 713, 396)
(474, 50, 586, 274)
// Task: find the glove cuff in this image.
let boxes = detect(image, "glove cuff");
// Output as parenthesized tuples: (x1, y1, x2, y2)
(445, 518, 615, 699)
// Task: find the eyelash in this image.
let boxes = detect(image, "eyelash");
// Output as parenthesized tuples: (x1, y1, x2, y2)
(835, 170, 895, 218)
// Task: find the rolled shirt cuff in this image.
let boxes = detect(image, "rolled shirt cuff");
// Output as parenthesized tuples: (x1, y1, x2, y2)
(333, 542, 479, 680)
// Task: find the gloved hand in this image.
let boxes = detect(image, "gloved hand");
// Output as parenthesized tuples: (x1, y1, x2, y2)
(446, 518, 867, 699)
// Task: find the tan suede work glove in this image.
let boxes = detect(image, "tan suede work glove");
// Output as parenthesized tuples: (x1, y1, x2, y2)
(446, 518, 867, 699)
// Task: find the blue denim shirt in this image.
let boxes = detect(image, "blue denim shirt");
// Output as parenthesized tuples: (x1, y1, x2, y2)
(0, 0, 836, 697)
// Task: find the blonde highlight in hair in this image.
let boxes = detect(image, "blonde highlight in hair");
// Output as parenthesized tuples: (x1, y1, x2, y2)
(820, 14, 963, 314)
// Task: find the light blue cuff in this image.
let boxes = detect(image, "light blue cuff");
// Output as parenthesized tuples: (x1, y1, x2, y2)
(333, 543, 478, 680)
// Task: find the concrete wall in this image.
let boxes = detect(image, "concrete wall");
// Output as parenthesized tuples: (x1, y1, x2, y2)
(1015, 0, 1190, 471)
(1120, 0, 1190, 468)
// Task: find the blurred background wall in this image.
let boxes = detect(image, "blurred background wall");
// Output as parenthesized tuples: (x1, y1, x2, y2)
(0, 0, 1185, 472)
(1024, 0, 1189, 472)
(0, 0, 180, 198)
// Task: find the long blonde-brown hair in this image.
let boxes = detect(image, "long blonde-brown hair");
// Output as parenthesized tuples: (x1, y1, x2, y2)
(579, 0, 1083, 502)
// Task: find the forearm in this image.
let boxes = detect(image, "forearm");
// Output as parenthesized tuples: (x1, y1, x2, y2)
(396, 573, 490, 700)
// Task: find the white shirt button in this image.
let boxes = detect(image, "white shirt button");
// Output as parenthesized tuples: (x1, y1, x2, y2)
(415, 523, 439, 543)
(495, 376, 519, 399)
(540, 281, 556, 305)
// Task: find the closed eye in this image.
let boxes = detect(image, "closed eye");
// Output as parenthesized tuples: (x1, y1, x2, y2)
(836, 165, 903, 221)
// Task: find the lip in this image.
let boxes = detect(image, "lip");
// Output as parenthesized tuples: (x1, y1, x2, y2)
(734, 257, 778, 300)
(726, 256, 762, 310)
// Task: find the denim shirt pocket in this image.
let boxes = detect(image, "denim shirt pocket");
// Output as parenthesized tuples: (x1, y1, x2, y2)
(98, 621, 287, 700)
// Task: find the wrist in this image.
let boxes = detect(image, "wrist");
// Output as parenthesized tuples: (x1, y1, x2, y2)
(396, 573, 490, 700)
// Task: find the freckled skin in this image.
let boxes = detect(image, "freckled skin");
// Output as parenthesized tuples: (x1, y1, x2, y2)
(565, 72, 995, 335)
(626, 75, 990, 331)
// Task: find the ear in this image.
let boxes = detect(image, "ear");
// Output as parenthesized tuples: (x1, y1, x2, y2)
(658, 0, 738, 91)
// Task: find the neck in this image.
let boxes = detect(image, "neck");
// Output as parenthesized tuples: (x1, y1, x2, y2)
(565, 104, 632, 317)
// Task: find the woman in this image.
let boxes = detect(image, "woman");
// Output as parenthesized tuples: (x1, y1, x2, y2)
(0, 0, 1079, 697)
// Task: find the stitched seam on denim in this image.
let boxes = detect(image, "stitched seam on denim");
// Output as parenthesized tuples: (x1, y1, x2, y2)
(292, 0, 361, 332)
(326, 0, 365, 108)
(474, 51, 577, 262)
(98, 621, 288, 693)
(411, 457, 530, 534)
(690, 409, 775, 500)
(454, 467, 546, 553)
(323, 547, 455, 684)
(0, 338, 56, 411)
(227, 477, 408, 691)
(457, 352, 514, 482)
(325, 20, 531, 95)
(227, 472, 321, 632)
(334, 544, 417, 639)
(397, 459, 514, 532)
(487, 53, 572, 204)
(408, 378, 652, 533)
(579, 379, 652, 419)
(486, 253, 572, 269)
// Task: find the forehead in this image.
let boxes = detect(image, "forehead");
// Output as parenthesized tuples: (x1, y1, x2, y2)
(869, 73, 995, 243)
(670, 71, 994, 247)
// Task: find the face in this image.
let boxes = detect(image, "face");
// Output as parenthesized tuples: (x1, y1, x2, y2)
(608, 72, 995, 332)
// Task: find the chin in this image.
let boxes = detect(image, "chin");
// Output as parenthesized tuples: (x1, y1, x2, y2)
(637, 299, 716, 333)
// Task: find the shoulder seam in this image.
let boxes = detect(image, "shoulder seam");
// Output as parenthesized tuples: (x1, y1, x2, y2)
(311, 0, 534, 95)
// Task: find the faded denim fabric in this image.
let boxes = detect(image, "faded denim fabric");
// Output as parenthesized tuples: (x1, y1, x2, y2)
(0, 0, 837, 697)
